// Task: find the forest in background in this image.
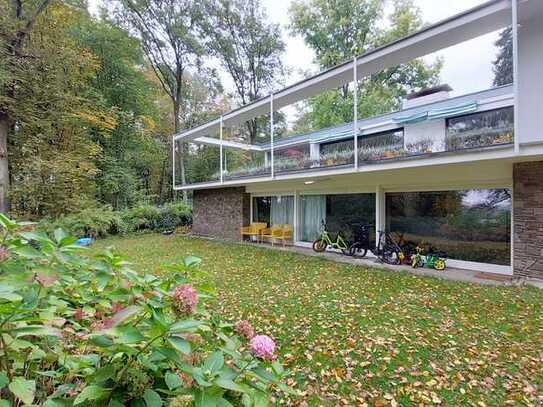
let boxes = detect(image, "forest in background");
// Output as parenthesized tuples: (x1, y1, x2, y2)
(0, 0, 512, 221)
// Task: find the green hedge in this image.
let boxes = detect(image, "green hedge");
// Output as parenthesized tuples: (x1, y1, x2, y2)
(39, 203, 192, 238)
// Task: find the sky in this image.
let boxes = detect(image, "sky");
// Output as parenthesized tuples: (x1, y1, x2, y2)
(88, 0, 501, 102)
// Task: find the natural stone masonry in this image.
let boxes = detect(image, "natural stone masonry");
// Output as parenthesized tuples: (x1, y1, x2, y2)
(513, 161, 543, 279)
(192, 187, 250, 241)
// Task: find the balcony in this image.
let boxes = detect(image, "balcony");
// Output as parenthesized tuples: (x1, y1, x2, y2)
(174, 85, 514, 187)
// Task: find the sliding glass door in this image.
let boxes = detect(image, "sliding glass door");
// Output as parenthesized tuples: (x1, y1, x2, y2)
(252, 195, 294, 227)
(298, 194, 376, 242)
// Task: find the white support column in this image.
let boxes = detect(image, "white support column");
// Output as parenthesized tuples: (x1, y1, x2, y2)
(172, 137, 176, 188)
(219, 116, 224, 184)
(375, 185, 385, 243)
(270, 94, 275, 178)
(511, 0, 519, 272)
(353, 56, 359, 169)
(512, 0, 519, 154)
(293, 190, 299, 242)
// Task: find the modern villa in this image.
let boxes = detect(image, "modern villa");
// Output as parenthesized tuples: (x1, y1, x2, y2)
(173, 0, 543, 279)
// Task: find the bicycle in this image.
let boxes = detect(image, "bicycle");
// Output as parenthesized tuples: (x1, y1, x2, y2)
(348, 224, 402, 265)
(312, 221, 351, 255)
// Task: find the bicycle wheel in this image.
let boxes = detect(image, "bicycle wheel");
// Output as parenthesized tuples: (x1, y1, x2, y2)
(381, 245, 400, 265)
(312, 239, 327, 252)
(349, 242, 368, 258)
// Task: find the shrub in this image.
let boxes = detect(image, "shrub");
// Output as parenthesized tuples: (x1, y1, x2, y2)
(38, 203, 193, 238)
(122, 203, 192, 232)
(39, 206, 127, 238)
(0, 214, 293, 405)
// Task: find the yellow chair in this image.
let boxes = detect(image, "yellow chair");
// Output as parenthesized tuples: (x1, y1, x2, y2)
(259, 224, 283, 244)
(273, 224, 293, 246)
(240, 222, 267, 241)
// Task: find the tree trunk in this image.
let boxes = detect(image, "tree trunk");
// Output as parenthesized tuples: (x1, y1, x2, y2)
(0, 114, 10, 215)
(173, 104, 188, 203)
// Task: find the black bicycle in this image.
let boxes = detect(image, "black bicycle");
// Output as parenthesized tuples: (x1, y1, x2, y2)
(348, 224, 402, 265)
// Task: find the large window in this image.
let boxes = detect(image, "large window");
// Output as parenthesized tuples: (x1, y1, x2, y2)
(252, 196, 294, 227)
(358, 129, 405, 162)
(299, 194, 375, 242)
(319, 140, 354, 167)
(274, 145, 312, 173)
(386, 189, 511, 265)
(446, 107, 514, 150)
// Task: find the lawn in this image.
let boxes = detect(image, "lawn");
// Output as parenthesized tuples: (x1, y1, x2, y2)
(96, 233, 543, 406)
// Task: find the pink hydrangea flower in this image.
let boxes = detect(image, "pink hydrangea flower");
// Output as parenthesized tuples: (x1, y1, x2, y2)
(250, 335, 275, 360)
(172, 285, 198, 315)
(235, 320, 255, 340)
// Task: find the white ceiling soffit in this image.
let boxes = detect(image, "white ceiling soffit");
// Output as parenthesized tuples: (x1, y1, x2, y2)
(175, 0, 511, 142)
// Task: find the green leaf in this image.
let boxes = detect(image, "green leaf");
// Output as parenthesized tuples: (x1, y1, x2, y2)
(108, 399, 125, 407)
(203, 351, 224, 374)
(54, 228, 67, 245)
(0, 372, 8, 388)
(214, 378, 246, 393)
(108, 305, 141, 327)
(169, 320, 203, 333)
(89, 335, 114, 348)
(11, 246, 42, 259)
(272, 361, 284, 375)
(167, 336, 191, 355)
(43, 399, 68, 407)
(115, 325, 145, 344)
(0, 284, 22, 302)
(0, 400, 10, 407)
(73, 385, 110, 405)
(143, 389, 162, 407)
(183, 256, 202, 268)
(8, 377, 35, 405)
(12, 325, 62, 338)
(94, 365, 116, 383)
(164, 371, 182, 390)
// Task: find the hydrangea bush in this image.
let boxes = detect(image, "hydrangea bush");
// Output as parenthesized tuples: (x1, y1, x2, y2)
(0, 214, 292, 406)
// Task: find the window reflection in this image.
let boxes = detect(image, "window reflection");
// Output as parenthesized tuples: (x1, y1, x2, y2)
(386, 189, 511, 265)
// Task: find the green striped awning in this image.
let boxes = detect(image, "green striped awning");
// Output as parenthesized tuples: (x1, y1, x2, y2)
(393, 101, 478, 124)
(392, 111, 428, 124)
(427, 102, 478, 120)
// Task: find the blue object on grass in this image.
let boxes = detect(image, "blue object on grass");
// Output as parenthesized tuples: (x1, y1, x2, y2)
(76, 237, 93, 246)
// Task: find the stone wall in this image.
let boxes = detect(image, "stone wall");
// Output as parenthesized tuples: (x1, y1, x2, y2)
(192, 187, 250, 241)
(513, 161, 543, 279)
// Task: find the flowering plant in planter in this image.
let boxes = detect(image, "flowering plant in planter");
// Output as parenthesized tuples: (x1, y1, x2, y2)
(358, 145, 406, 162)
(0, 214, 292, 406)
(319, 150, 354, 167)
(405, 138, 434, 155)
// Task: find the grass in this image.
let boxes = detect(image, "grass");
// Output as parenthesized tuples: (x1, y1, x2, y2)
(96, 233, 543, 406)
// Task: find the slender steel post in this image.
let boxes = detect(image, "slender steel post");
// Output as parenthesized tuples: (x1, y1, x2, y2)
(219, 116, 224, 183)
(172, 136, 176, 189)
(353, 56, 359, 169)
(270, 94, 275, 178)
(512, 0, 519, 154)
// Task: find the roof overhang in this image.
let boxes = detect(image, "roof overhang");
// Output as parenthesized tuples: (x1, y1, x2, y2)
(174, 0, 513, 142)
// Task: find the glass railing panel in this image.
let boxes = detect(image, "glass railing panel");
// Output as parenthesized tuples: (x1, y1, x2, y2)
(273, 90, 357, 175)
(446, 106, 514, 151)
(222, 115, 271, 181)
(175, 135, 221, 186)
